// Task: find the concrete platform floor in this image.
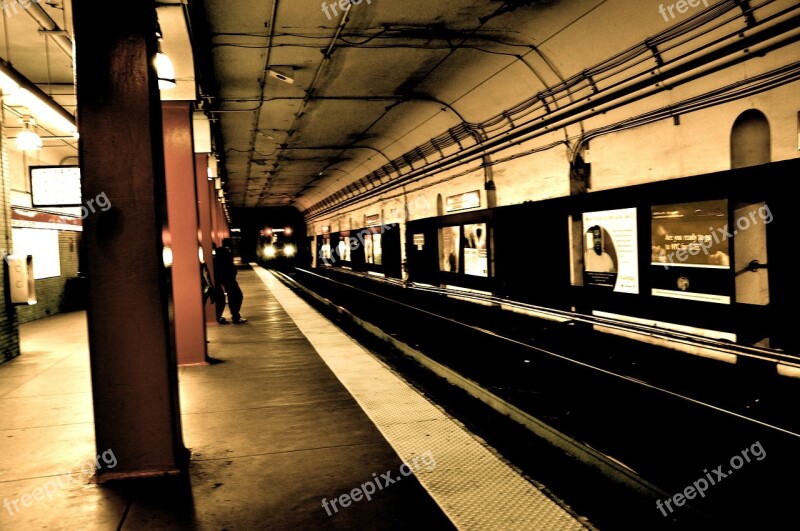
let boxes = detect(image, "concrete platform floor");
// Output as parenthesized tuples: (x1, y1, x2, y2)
(0, 269, 453, 530)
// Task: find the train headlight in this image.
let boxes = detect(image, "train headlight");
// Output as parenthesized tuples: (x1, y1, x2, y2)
(265, 245, 276, 258)
(284, 244, 296, 257)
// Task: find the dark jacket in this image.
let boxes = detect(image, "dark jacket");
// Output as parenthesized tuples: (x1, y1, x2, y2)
(214, 246, 236, 284)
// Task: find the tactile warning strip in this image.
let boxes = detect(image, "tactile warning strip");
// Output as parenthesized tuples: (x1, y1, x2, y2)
(254, 267, 589, 531)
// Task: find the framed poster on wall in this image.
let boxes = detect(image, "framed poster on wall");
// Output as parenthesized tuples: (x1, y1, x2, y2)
(463, 223, 488, 277)
(440, 226, 460, 273)
(11, 228, 61, 279)
(651, 199, 731, 304)
(582, 208, 639, 293)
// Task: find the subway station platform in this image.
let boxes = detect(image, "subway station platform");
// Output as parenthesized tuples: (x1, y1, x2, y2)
(0, 267, 590, 530)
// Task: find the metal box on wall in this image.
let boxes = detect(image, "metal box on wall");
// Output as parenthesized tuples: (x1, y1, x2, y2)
(5, 255, 37, 305)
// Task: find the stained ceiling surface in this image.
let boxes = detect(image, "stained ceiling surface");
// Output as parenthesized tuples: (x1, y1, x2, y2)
(1, 0, 690, 214)
(196, 0, 663, 212)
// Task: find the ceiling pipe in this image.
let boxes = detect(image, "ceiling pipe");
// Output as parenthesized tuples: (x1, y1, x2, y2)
(244, 0, 280, 197)
(0, 58, 76, 128)
(277, 145, 393, 164)
(308, 4, 764, 218)
(24, 3, 73, 59)
(306, 10, 800, 219)
(219, 95, 402, 103)
(309, 7, 800, 220)
(256, 1, 352, 206)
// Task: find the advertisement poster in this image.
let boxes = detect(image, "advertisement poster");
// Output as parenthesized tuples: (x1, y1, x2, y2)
(372, 233, 382, 265)
(651, 200, 729, 269)
(364, 234, 373, 264)
(463, 223, 488, 277)
(320, 237, 331, 260)
(337, 236, 351, 261)
(651, 200, 731, 304)
(440, 226, 460, 273)
(582, 208, 638, 293)
(364, 233, 383, 265)
(11, 228, 61, 279)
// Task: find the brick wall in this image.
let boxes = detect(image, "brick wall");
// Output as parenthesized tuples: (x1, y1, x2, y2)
(1, 115, 20, 362)
(0, 247, 20, 362)
(16, 231, 81, 324)
(0, 252, 19, 362)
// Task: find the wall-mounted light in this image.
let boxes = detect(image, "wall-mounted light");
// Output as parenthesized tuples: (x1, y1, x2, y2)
(155, 21, 176, 90)
(0, 69, 19, 96)
(16, 118, 42, 152)
(1, 59, 77, 137)
(162, 246, 174, 268)
(207, 155, 218, 180)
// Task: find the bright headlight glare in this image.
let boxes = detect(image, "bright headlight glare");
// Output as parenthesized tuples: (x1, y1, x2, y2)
(284, 245, 296, 257)
(265, 245, 276, 258)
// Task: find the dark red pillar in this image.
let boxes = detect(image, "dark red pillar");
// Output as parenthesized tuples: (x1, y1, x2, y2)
(163, 102, 208, 365)
(73, 0, 187, 480)
(196, 154, 217, 323)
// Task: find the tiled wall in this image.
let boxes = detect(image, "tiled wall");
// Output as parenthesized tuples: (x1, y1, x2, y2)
(16, 231, 81, 325)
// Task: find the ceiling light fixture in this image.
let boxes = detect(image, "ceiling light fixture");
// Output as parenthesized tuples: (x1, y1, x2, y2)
(268, 69, 294, 85)
(155, 20, 176, 90)
(1, 59, 76, 136)
(16, 118, 43, 152)
(0, 69, 19, 96)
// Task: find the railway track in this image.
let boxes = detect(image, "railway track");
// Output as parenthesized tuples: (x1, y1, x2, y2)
(272, 266, 800, 529)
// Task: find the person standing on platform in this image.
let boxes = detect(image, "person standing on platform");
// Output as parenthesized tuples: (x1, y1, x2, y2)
(213, 238, 248, 324)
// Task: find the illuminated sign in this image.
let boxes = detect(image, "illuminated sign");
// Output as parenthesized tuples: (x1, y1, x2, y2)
(30, 166, 81, 207)
(445, 191, 480, 213)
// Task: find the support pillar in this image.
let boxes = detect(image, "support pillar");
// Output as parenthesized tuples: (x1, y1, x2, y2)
(196, 154, 216, 323)
(73, 0, 187, 480)
(211, 186, 228, 245)
(163, 102, 207, 365)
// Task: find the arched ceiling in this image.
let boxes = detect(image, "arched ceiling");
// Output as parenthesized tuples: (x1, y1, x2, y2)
(4, 0, 760, 216)
(196, 0, 674, 212)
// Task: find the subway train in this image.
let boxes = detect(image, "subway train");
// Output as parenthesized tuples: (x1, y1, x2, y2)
(255, 225, 300, 267)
